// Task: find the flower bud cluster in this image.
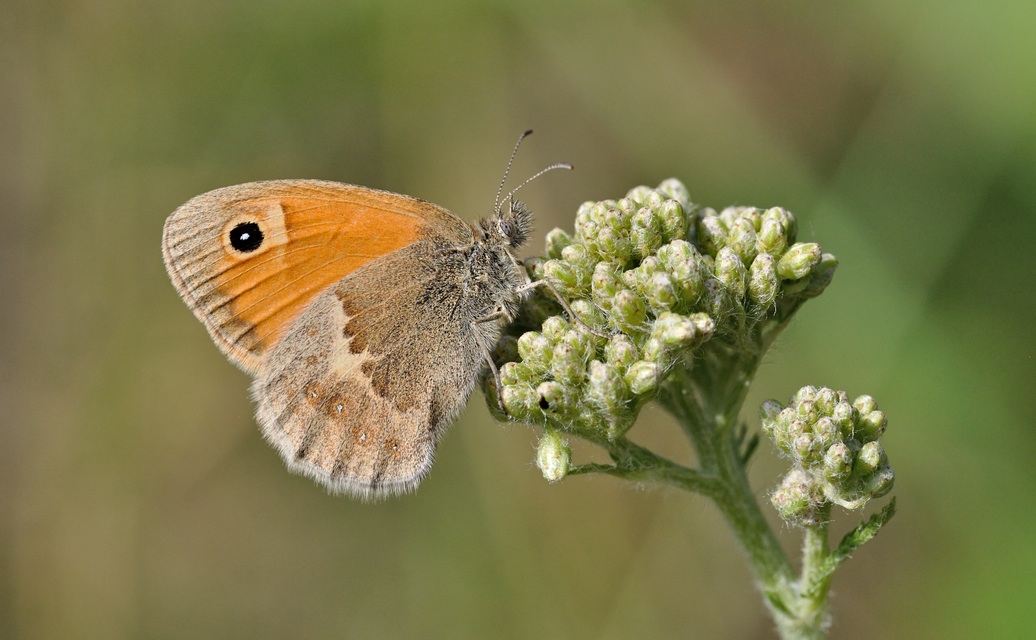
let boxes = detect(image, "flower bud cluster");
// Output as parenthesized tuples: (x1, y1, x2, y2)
(762, 386, 894, 526)
(697, 205, 836, 326)
(492, 180, 718, 436)
(488, 178, 837, 451)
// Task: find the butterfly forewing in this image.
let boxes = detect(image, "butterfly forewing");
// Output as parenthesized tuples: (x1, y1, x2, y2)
(162, 179, 465, 374)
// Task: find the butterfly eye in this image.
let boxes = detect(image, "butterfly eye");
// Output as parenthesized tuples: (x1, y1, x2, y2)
(498, 219, 513, 238)
(229, 221, 264, 253)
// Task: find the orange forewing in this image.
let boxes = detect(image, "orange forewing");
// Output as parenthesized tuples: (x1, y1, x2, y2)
(162, 180, 465, 374)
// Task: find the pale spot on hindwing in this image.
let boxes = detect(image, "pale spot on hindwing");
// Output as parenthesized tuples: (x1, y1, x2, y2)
(252, 284, 455, 500)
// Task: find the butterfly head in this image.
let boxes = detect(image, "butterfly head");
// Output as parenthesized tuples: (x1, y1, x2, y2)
(480, 199, 532, 249)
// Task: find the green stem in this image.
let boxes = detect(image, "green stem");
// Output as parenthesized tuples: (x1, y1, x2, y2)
(654, 345, 836, 638)
(782, 505, 833, 638)
(709, 440, 796, 611)
(568, 434, 719, 495)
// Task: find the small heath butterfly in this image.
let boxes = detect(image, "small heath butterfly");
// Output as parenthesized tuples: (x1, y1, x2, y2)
(163, 131, 569, 499)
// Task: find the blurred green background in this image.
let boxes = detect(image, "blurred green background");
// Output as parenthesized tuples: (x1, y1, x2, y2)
(3, 1, 1034, 638)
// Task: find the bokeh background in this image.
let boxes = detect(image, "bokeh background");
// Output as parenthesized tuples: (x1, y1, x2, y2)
(3, 1, 1034, 638)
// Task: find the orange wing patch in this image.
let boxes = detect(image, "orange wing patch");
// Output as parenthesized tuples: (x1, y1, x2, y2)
(163, 180, 466, 374)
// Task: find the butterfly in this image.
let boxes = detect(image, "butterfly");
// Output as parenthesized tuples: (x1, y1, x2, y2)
(162, 131, 570, 499)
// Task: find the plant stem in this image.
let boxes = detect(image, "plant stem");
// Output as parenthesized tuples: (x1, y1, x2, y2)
(651, 349, 835, 638)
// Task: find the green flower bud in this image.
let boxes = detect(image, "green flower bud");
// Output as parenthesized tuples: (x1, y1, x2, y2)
(543, 259, 580, 295)
(780, 419, 809, 455)
(610, 289, 648, 333)
(629, 256, 663, 288)
(823, 443, 853, 481)
(853, 441, 886, 478)
(642, 189, 662, 207)
(551, 342, 588, 386)
(656, 178, 691, 210)
(586, 360, 628, 413)
(561, 328, 595, 361)
(832, 401, 857, 435)
(657, 238, 694, 265)
(641, 337, 666, 365)
(716, 247, 748, 302)
(517, 332, 553, 373)
(776, 242, 822, 281)
(857, 410, 888, 441)
(574, 218, 600, 251)
(771, 469, 822, 526)
(762, 206, 797, 244)
(728, 217, 759, 265)
(541, 316, 570, 343)
(631, 207, 664, 259)
(644, 271, 679, 312)
(745, 207, 764, 231)
(525, 256, 547, 281)
(536, 381, 571, 414)
(652, 312, 699, 349)
(814, 388, 838, 414)
(702, 279, 732, 321)
(865, 466, 895, 498)
(760, 399, 784, 437)
(561, 241, 595, 272)
(569, 298, 606, 331)
(697, 214, 727, 256)
(658, 199, 688, 243)
(813, 417, 840, 450)
(536, 429, 571, 483)
(793, 433, 820, 463)
(777, 406, 797, 429)
(574, 207, 592, 238)
(795, 399, 820, 424)
(604, 335, 639, 369)
(625, 360, 661, 395)
(853, 395, 877, 415)
(802, 253, 838, 298)
(793, 385, 819, 405)
(501, 384, 540, 419)
(545, 228, 573, 259)
(757, 218, 788, 257)
(500, 361, 537, 387)
(669, 255, 705, 306)
(613, 199, 638, 222)
(625, 185, 654, 205)
(589, 201, 614, 224)
(688, 313, 716, 340)
(748, 253, 779, 308)
(596, 226, 633, 264)
(591, 262, 622, 309)
(717, 206, 738, 229)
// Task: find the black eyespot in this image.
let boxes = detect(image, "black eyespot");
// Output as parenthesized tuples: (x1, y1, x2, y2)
(229, 222, 263, 253)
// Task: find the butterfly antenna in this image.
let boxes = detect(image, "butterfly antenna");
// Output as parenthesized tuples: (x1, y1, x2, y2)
(495, 129, 534, 213)
(501, 162, 574, 213)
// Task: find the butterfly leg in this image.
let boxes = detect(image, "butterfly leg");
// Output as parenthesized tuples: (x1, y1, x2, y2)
(515, 279, 611, 339)
(471, 312, 512, 417)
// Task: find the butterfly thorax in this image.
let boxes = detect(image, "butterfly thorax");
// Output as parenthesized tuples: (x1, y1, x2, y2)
(465, 200, 534, 319)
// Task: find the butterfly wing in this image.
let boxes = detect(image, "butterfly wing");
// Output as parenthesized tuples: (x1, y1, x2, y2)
(252, 239, 492, 498)
(162, 179, 467, 374)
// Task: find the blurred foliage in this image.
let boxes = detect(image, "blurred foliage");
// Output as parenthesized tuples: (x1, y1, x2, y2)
(2, 1, 1035, 638)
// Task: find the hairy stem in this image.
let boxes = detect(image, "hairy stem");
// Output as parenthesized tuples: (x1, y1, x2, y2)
(651, 348, 836, 638)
